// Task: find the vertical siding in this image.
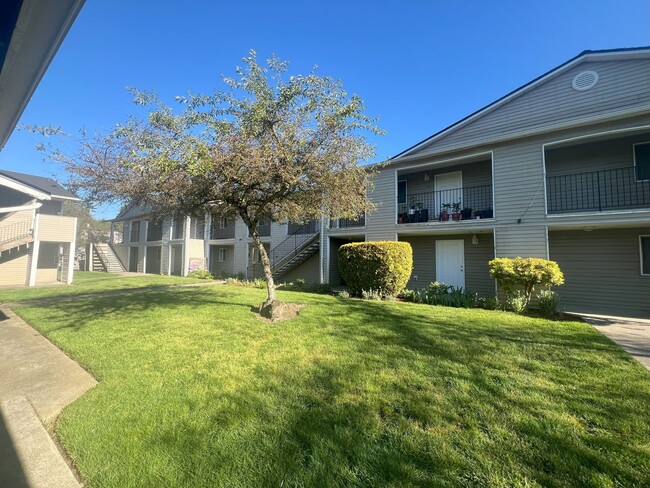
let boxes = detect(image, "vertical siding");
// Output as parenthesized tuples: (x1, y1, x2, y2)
(549, 227, 650, 317)
(399, 234, 495, 296)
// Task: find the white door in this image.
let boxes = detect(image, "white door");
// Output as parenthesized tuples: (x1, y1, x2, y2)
(436, 239, 465, 288)
(434, 171, 463, 217)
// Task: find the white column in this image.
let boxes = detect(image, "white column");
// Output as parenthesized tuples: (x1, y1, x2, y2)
(28, 214, 41, 287)
(182, 216, 191, 276)
(67, 218, 77, 284)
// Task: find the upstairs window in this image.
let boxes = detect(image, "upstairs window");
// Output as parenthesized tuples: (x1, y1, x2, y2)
(130, 221, 140, 243)
(191, 218, 205, 239)
(397, 180, 407, 205)
(634, 142, 650, 181)
(172, 219, 184, 240)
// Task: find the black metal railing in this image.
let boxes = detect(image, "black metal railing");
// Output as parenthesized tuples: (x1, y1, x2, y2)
(210, 223, 235, 239)
(329, 213, 365, 229)
(546, 167, 650, 213)
(397, 184, 493, 223)
(246, 221, 320, 279)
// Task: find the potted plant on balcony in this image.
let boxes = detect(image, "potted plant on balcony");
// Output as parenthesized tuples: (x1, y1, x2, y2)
(451, 202, 462, 221)
(461, 207, 472, 220)
(408, 204, 416, 223)
(474, 210, 483, 220)
(439, 203, 451, 222)
(415, 202, 428, 223)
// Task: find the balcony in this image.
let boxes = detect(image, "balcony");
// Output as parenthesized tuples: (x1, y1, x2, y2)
(546, 167, 650, 214)
(329, 214, 365, 229)
(397, 185, 493, 224)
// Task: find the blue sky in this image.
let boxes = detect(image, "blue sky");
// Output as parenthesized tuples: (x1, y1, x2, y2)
(1, 0, 648, 218)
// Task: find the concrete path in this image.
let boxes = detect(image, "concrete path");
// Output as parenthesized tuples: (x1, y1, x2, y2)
(579, 313, 650, 371)
(0, 305, 97, 487)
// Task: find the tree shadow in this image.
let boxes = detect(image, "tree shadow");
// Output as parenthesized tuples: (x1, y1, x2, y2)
(0, 405, 30, 488)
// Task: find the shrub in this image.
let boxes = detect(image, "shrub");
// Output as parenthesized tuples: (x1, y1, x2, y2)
(293, 278, 306, 289)
(338, 241, 412, 297)
(337, 290, 350, 299)
(447, 286, 478, 308)
(489, 257, 564, 307)
(503, 290, 528, 314)
(188, 269, 214, 280)
(361, 289, 382, 300)
(308, 283, 333, 295)
(477, 295, 500, 311)
(537, 289, 560, 316)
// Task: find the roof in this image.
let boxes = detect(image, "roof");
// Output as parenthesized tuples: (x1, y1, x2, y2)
(391, 46, 650, 162)
(0, 169, 79, 200)
(0, 0, 86, 149)
(113, 203, 152, 221)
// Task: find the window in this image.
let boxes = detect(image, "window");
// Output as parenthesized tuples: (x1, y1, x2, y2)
(146, 221, 163, 242)
(219, 217, 228, 229)
(172, 219, 184, 240)
(191, 218, 205, 239)
(634, 142, 650, 181)
(250, 247, 259, 264)
(218, 248, 227, 263)
(397, 180, 407, 205)
(130, 221, 140, 243)
(641, 236, 650, 276)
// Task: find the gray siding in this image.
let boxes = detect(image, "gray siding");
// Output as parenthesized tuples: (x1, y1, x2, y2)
(549, 227, 650, 317)
(281, 252, 321, 284)
(399, 234, 495, 297)
(209, 245, 235, 277)
(545, 132, 650, 176)
(414, 58, 650, 155)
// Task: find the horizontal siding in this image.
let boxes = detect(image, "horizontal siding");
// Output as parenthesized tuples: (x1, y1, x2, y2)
(0, 246, 29, 286)
(365, 170, 397, 241)
(209, 245, 234, 277)
(549, 227, 650, 317)
(495, 226, 548, 258)
(281, 253, 321, 284)
(38, 215, 75, 242)
(399, 234, 495, 296)
(0, 209, 33, 226)
(416, 59, 650, 154)
(400, 160, 491, 196)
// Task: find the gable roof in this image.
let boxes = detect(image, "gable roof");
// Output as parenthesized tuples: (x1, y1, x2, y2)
(0, 169, 79, 200)
(113, 203, 152, 221)
(392, 46, 650, 162)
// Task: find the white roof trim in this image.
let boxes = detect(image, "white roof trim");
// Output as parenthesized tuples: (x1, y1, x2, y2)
(394, 48, 650, 161)
(0, 175, 50, 200)
(0, 202, 42, 213)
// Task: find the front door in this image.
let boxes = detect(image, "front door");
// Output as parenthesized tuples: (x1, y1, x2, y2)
(434, 171, 463, 217)
(436, 239, 465, 288)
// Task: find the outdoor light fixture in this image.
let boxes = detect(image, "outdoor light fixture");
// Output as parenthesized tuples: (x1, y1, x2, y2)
(472, 234, 478, 245)
(424, 173, 430, 181)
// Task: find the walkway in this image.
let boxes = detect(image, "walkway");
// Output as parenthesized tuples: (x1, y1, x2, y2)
(0, 305, 97, 488)
(579, 313, 650, 371)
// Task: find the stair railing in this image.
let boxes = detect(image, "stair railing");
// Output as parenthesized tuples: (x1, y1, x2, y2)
(0, 220, 33, 248)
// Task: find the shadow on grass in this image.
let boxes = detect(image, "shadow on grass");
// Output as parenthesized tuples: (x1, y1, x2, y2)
(21, 287, 650, 486)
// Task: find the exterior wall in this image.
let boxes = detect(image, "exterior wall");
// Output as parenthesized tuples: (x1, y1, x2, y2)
(39, 200, 63, 215)
(35, 241, 59, 283)
(549, 227, 650, 317)
(0, 246, 29, 286)
(399, 160, 491, 197)
(209, 244, 234, 277)
(38, 214, 75, 242)
(399, 234, 495, 296)
(188, 238, 206, 270)
(0, 208, 34, 226)
(415, 58, 650, 155)
(281, 253, 320, 284)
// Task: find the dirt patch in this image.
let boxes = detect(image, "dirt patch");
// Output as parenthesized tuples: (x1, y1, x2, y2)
(258, 301, 305, 323)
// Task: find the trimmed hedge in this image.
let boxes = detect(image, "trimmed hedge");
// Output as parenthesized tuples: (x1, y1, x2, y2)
(338, 241, 413, 296)
(489, 257, 564, 306)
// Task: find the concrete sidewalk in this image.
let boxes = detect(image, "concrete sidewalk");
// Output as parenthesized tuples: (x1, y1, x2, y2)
(579, 313, 650, 371)
(0, 305, 97, 487)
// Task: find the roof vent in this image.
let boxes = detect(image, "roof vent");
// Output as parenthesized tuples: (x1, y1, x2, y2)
(572, 70, 599, 91)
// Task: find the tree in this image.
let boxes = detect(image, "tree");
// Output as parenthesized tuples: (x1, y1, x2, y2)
(62, 200, 110, 247)
(32, 51, 382, 310)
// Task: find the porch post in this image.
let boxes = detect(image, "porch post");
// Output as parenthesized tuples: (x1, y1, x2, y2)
(28, 213, 40, 287)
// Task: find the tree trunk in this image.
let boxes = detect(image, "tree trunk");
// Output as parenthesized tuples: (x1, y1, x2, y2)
(250, 229, 276, 305)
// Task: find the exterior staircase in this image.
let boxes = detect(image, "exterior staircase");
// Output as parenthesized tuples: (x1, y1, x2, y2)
(92, 243, 125, 272)
(0, 219, 33, 254)
(247, 221, 320, 280)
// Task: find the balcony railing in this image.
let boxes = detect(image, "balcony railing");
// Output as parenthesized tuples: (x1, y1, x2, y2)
(330, 214, 365, 229)
(546, 167, 650, 214)
(0, 219, 32, 250)
(398, 184, 493, 223)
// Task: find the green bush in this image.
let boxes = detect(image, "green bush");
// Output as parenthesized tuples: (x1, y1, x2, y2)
(337, 290, 350, 299)
(503, 290, 528, 314)
(399, 282, 478, 309)
(188, 269, 214, 280)
(477, 295, 500, 311)
(361, 289, 382, 300)
(537, 289, 560, 316)
(338, 241, 412, 296)
(489, 257, 564, 307)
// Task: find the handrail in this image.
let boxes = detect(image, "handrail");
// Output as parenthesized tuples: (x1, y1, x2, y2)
(0, 219, 33, 247)
(546, 166, 650, 213)
(397, 184, 493, 222)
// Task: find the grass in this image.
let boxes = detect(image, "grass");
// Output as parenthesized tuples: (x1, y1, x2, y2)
(9, 276, 650, 487)
(0, 271, 204, 304)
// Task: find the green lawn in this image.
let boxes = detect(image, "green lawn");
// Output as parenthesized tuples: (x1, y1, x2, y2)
(0, 271, 203, 304)
(10, 276, 650, 487)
